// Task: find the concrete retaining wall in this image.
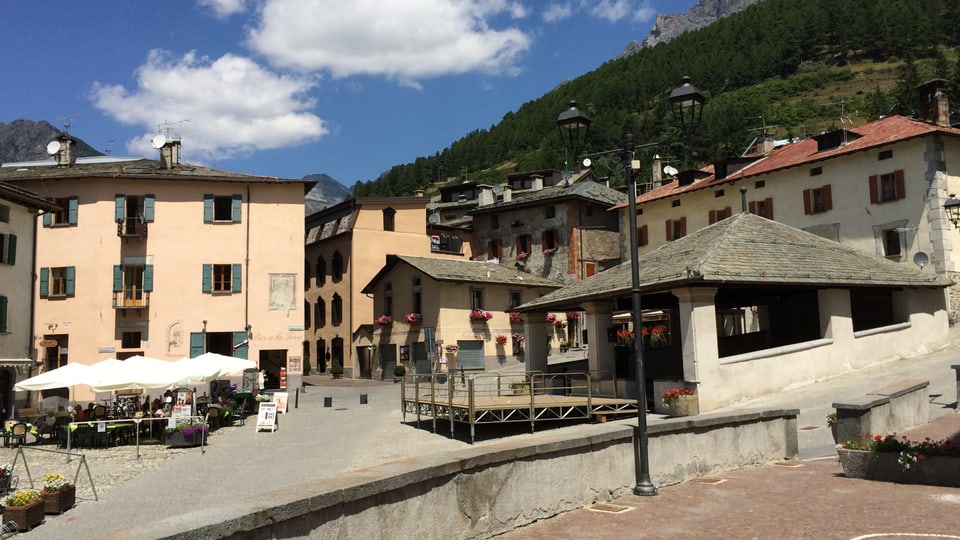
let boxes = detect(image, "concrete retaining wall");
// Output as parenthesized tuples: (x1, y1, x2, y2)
(832, 379, 930, 444)
(142, 409, 798, 540)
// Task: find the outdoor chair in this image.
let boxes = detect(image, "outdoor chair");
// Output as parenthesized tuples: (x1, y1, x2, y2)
(73, 425, 95, 449)
(91, 405, 108, 420)
(205, 407, 221, 429)
(8, 423, 28, 447)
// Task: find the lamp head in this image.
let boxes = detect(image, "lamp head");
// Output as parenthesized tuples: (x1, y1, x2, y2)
(556, 100, 592, 159)
(944, 194, 960, 228)
(669, 76, 706, 138)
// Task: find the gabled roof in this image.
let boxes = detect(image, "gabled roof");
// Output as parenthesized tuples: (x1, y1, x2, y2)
(614, 115, 960, 210)
(362, 255, 564, 294)
(0, 181, 59, 211)
(517, 212, 951, 311)
(469, 174, 626, 216)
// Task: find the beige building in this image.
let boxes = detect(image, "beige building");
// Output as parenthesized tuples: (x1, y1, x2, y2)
(0, 182, 59, 413)
(304, 198, 469, 378)
(0, 137, 307, 403)
(361, 255, 562, 376)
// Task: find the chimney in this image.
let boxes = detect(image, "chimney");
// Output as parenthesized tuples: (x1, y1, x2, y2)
(531, 174, 544, 192)
(478, 184, 495, 207)
(652, 154, 662, 186)
(918, 79, 950, 127)
(414, 189, 424, 197)
(758, 134, 774, 155)
(501, 184, 512, 203)
(159, 138, 182, 170)
(48, 135, 75, 167)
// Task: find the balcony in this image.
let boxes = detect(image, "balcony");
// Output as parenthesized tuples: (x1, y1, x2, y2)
(117, 217, 148, 238)
(113, 290, 150, 310)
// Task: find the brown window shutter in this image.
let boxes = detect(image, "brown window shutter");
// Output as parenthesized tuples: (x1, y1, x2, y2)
(803, 189, 812, 214)
(748, 201, 756, 214)
(869, 175, 879, 204)
(823, 184, 833, 211)
(724, 206, 731, 219)
(895, 170, 905, 200)
(765, 198, 774, 219)
(708, 210, 717, 224)
(665, 219, 672, 241)
(639, 225, 648, 246)
(679, 217, 687, 237)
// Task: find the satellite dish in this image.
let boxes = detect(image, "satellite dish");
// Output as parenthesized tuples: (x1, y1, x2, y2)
(913, 251, 929, 269)
(492, 184, 503, 195)
(151, 134, 167, 149)
(46, 140, 61, 155)
(582, 158, 592, 168)
(663, 165, 679, 176)
(427, 213, 440, 224)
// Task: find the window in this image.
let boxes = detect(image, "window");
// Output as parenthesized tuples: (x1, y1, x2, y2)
(488, 239, 502, 260)
(202, 263, 242, 293)
(748, 198, 774, 220)
(305, 260, 312, 290)
(332, 251, 343, 282)
(40, 266, 75, 297)
(412, 278, 422, 314)
(0, 233, 15, 265)
(665, 218, 686, 241)
(0, 295, 6, 333)
(382, 208, 396, 231)
(586, 205, 594, 217)
(545, 206, 556, 219)
(305, 300, 312, 328)
(878, 149, 893, 160)
(315, 298, 326, 328)
(708, 207, 732, 224)
(881, 229, 902, 258)
(802, 185, 833, 215)
(384, 282, 393, 317)
(714, 190, 725, 198)
(121, 331, 142, 349)
(470, 288, 484, 310)
(316, 256, 326, 286)
(115, 194, 155, 235)
(542, 229, 558, 252)
(637, 225, 649, 247)
(331, 294, 342, 326)
(810, 167, 822, 176)
(43, 196, 78, 226)
(671, 200, 681, 207)
(113, 264, 153, 307)
(203, 194, 242, 223)
(509, 291, 522, 309)
(0, 204, 9, 223)
(516, 235, 531, 257)
(869, 170, 905, 204)
(754, 180, 765, 189)
(491, 215, 499, 229)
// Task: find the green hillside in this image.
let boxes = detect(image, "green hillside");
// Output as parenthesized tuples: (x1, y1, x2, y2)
(351, 0, 960, 196)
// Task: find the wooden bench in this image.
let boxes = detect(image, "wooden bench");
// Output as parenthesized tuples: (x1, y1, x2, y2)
(16, 408, 40, 424)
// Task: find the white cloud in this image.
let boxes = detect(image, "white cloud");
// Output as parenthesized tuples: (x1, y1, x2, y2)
(632, 4, 657, 24)
(246, 0, 532, 84)
(588, 0, 632, 22)
(91, 50, 326, 161)
(197, 0, 248, 18)
(543, 3, 573, 23)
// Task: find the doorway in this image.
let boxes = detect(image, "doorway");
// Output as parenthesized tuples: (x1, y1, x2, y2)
(258, 349, 287, 389)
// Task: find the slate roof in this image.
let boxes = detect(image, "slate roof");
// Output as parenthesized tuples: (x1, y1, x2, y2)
(613, 115, 960, 209)
(0, 181, 59, 210)
(517, 212, 951, 311)
(469, 175, 626, 215)
(361, 255, 565, 294)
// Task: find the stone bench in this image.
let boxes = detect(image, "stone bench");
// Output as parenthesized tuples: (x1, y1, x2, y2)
(832, 379, 929, 444)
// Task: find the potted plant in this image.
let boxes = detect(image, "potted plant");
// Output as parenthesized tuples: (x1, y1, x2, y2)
(661, 387, 698, 417)
(837, 433, 960, 487)
(509, 311, 522, 324)
(826, 413, 838, 442)
(41, 472, 75, 514)
(403, 313, 422, 324)
(495, 334, 508, 346)
(0, 462, 14, 494)
(164, 420, 209, 448)
(374, 315, 392, 326)
(393, 364, 406, 382)
(330, 360, 344, 379)
(1, 488, 44, 531)
(469, 309, 493, 322)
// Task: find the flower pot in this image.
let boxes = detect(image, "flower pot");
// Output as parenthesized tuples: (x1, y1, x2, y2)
(3, 500, 44, 530)
(666, 394, 699, 417)
(43, 485, 75, 514)
(164, 430, 204, 448)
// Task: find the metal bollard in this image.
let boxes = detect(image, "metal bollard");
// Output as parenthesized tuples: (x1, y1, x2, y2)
(360, 393, 368, 405)
(324, 397, 332, 407)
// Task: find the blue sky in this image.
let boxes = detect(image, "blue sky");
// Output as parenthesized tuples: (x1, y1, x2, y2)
(1, 0, 698, 186)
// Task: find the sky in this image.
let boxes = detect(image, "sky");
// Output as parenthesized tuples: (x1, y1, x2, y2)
(1, 0, 698, 187)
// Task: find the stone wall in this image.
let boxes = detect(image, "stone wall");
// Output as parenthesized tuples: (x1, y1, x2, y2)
(832, 379, 930, 444)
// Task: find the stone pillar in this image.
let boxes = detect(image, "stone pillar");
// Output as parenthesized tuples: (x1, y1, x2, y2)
(524, 312, 549, 373)
(818, 288, 852, 344)
(581, 302, 614, 374)
(673, 287, 718, 409)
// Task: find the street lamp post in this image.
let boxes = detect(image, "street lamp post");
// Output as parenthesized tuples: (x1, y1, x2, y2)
(557, 76, 705, 496)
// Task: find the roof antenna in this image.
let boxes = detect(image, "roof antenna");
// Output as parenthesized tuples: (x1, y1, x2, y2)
(59, 115, 78, 135)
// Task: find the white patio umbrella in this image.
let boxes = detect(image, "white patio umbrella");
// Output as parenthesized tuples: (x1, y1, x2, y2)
(14, 363, 91, 391)
(189, 352, 256, 376)
(89, 355, 181, 392)
(170, 356, 223, 386)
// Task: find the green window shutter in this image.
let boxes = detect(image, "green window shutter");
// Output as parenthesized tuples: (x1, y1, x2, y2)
(68, 196, 79, 224)
(6, 234, 15, 266)
(144, 194, 155, 222)
(232, 263, 242, 292)
(189, 332, 205, 358)
(0, 295, 7, 333)
(113, 265, 123, 293)
(203, 194, 214, 223)
(43, 212, 52, 227)
(114, 194, 125, 222)
(65, 266, 76, 296)
(202, 264, 212, 293)
(39, 268, 49, 297)
(143, 265, 154, 292)
(233, 331, 248, 359)
(232, 194, 242, 222)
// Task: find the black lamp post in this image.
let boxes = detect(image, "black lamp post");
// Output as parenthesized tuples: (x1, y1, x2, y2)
(557, 77, 705, 497)
(556, 100, 592, 175)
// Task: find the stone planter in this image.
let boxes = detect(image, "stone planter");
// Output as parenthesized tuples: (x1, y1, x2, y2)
(666, 394, 699, 417)
(164, 430, 205, 448)
(837, 448, 960, 487)
(43, 485, 76, 514)
(3, 500, 44, 531)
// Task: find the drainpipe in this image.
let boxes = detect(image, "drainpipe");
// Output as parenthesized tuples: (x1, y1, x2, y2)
(26, 210, 41, 411)
(244, 183, 251, 339)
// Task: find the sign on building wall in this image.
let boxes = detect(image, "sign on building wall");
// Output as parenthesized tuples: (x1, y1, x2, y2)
(268, 274, 296, 311)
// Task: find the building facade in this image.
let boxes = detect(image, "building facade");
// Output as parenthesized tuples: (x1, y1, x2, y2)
(0, 138, 307, 403)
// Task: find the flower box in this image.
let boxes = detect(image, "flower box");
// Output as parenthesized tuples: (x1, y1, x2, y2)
(3, 500, 44, 531)
(43, 485, 75, 515)
(837, 448, 960, 487)
(666, 394, 699, 417)
(164, 429, 205, 448)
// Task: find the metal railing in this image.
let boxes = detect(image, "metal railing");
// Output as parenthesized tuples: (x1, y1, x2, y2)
(112, 289, 150, 309)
